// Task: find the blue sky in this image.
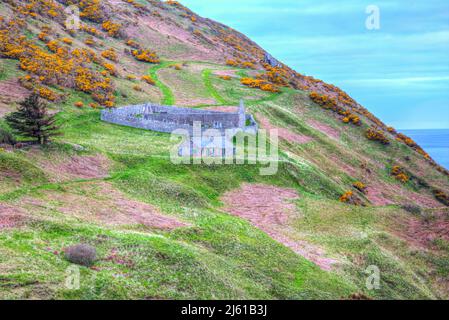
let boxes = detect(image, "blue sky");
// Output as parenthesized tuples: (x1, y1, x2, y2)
(182, 0, 449, 129)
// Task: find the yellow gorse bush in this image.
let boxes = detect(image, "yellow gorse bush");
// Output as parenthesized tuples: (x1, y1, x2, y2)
(352, 181, 367, 193)
(141, 75, 155, 85)
(226, 59, 256, 69)
(339, 191, 354, 203)
(78, 0, 105, 23)
(131, 49, 160, 64)
(102, 20, 122, 38)
(37, 86, 59, 101)
(365, 128, 390, 145)
(16, 0, 63, 19)
(309, 92, 361, 126)
(102, 63, 117, 76)
(1, 17, 115, 106)
(391, 166, 409, 183)
(101, 48, 118, 62)
(62, 37, 73, 45)
(240, 77, 280, 93)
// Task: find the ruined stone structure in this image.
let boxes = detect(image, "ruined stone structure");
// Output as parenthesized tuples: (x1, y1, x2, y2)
(178, 134, 236, 158)
(101, 100, 257, 134)
(100, 100, 258, 157)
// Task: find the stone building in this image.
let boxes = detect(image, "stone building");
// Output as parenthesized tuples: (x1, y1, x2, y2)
(101, 100, 258, 157)
(178, 134, 235, 158)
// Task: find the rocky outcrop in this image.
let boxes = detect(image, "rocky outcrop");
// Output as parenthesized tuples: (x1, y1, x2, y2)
(264, 52, 281, 67)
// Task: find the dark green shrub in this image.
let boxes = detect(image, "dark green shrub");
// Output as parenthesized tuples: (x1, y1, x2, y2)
(400, 204, 422, 215)
(0, 128, 16, 145)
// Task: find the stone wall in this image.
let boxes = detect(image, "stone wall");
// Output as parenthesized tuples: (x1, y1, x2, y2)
(101, 103, 258, 135)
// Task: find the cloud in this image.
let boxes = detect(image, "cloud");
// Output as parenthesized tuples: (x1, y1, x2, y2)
(183, 0, 401, 16)
(181, 0, 449, 128)
(341, 76, 449, 85)
(253, 31, 449, 51)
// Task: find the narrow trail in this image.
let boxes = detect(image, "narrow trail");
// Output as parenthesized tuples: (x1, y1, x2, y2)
(248, 91, 281, 106)
(148, 61, 176, 105)
(0, 152, 311, 203)
(149, 61, 284, 109)
(0, 61, 296, 204)
(201, 69, 231, 105)
(0, 176, 110, 202)
(200, 67, 284, 108)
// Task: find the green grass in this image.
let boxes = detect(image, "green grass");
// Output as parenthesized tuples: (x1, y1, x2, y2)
(0, 210, 356, 299)
(59, 110, 174, 156)
(0, 59, 23, 81)
(148, 61, 176, 105)
(201, 69, 231, 105)
(1, 53, 449, 300)
(200, 68, 283, 107)
(0, 151, 49, 195)
(2, 2, 448, 300)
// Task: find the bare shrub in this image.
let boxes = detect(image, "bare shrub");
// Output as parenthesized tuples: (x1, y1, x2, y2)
(64, 244, 97, 267)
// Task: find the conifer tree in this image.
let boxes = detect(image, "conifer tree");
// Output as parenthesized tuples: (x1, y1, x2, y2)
(5, 93, 60, 144)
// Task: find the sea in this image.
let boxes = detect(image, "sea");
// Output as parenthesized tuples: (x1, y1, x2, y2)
(401, 129, 449, 170)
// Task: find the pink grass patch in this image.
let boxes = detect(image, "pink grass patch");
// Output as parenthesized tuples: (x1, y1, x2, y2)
(49, 182, 187, 230)
(213, 70, 237, 77)
(221, 183, 337, 270)
(33, 153, 110, 182)
(203, 106, 238, 113)
(365, 180, 441, 208)
(0, 204, 25, 229)
(132, 17, 222, 62)
(307, 120, 340, 140)
(365, 186, 394, 206)
(0, 79, 31, 117)
(257, 114, 313, 144)
(390, 209, 449, 249)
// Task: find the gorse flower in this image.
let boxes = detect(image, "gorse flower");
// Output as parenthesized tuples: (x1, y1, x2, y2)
(240, 77, 280, 93)
(131, 49, 160, 64)
(391, 166, 409, 183)
(365, 128, 390, 145)
(309, 92, 362, 126)
(102, 20, 122, 38)
(141, 75, 156, 85)
(352, 181, 367, 193)
(101, 48, 118, 62)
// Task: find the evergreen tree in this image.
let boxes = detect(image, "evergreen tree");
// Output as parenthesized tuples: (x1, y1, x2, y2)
(5, 93, 60, 144)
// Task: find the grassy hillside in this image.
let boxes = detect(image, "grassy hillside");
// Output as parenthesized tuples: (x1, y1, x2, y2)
(1, 0, 449, 300)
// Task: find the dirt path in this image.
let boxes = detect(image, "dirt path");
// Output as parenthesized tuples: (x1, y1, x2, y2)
(221, 183, 337, 270)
